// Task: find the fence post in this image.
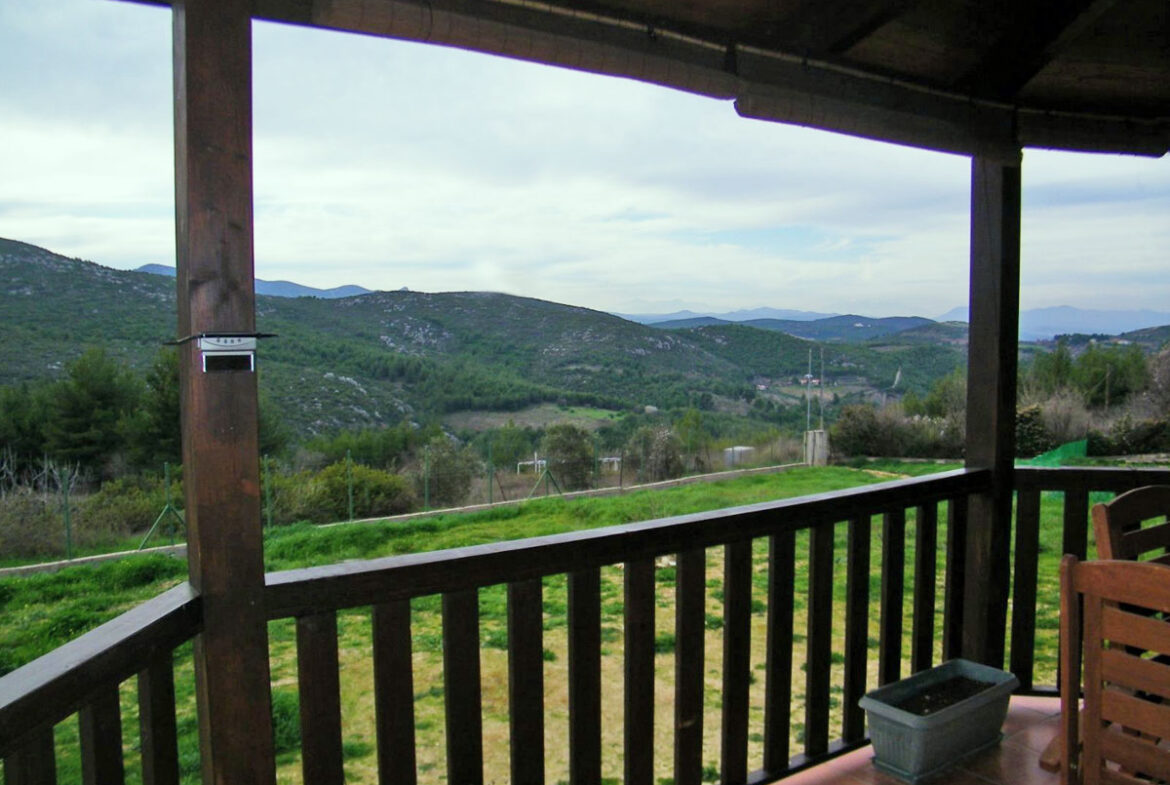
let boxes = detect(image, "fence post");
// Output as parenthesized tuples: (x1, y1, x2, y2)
(346, 449, 354, 522)
(61, 469, 73, 560)
(424, 446, 430, 510)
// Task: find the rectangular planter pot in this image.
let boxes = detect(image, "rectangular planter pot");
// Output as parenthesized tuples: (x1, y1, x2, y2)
(858, 658, 1019, 784)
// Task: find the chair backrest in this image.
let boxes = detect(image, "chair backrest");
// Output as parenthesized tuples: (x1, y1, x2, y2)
(1059, 555, 1170, 785)
(1092, 485, 1170, 562)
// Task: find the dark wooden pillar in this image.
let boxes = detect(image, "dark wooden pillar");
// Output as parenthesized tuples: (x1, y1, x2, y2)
(962, 154, 1022, 668)
(173, 1, 275, 783)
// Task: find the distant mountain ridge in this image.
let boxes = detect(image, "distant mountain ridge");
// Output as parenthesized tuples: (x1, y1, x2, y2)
(938, 305, 1170, 341)
(619, 307, 838, 324)
(136, 263, 372, 299)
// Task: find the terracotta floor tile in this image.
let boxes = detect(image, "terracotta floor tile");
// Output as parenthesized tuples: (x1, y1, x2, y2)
(1006, 712, 1063, 754)
(961, 739, 1061, 785)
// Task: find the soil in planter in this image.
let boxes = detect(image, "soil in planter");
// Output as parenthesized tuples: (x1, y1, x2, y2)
(891, 676, 993, 716)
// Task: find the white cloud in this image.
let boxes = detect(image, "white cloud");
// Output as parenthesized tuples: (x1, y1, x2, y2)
(1, 0, 1166, 317)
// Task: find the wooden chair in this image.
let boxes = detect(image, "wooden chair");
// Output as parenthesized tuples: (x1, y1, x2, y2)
(1041, 486, 1170, 773)
(1092, 485, 1170, 563)
(1059, 555, 1170, 785)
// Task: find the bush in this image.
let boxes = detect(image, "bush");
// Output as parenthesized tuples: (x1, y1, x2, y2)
(310, 461, 416, 522)
(830, 403, 962, 459)
(626, 426, 685, 482)
(1015, 405, 1053, 458)
(1088, 416, 1170, 456)
(0, 489, 63, 557)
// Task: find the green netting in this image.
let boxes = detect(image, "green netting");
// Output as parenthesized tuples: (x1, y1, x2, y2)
(1017, 439, 1088, 467)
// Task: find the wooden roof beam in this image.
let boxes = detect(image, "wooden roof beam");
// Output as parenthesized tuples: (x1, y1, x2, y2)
(953, 0, 1119, 101)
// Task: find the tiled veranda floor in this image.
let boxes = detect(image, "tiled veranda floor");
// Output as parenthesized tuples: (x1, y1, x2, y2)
(787, 696, 1063, 785)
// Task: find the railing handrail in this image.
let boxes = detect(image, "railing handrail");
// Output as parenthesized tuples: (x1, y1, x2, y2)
(265, 468, 991, 618)
(0, 581, 201, 756)
(1015, 465, 1170, 491)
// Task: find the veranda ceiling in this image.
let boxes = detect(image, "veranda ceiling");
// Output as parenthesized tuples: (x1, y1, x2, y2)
(123, 0, 1168, 158)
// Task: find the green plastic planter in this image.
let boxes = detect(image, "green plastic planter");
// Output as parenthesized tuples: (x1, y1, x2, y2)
(858, 658, 1019, 784)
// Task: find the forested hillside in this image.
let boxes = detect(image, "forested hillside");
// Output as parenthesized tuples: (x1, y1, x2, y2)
(1, 238, 966, 436)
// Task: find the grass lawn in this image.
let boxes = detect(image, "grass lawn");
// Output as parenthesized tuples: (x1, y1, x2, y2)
(1, 462, 1086, 785)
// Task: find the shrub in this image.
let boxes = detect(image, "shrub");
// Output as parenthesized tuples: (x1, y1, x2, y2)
(1015, 405, 1053, 458)
(626, 426, 685, 482)
(830, 403, 962, 459)
(543, 423, 594, 491)
(311, 461, 416, 522)
(1088, 416, 1170, 456)
(0, 489, 63, 557)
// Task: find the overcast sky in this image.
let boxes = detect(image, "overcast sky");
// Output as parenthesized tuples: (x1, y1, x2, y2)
(2, 0, 1167, 319)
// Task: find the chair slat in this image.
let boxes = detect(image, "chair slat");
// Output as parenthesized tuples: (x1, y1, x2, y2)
(569, 568, 601, 785)
(763, 531, 795, 773)
(805, 523, 834, 756)
(138, 654, 179, 785)
(1122, 521, 1170, 559)
(675, 548, 705, 785)
(80, 685, 124, 785)
(442, 590, 483, 785)
(297, 611, 344, 785)
(508, 579, 545, 785)
(1100, 729, 1170, 782)
(373, 600, 417, 785)
(842, 515, 871, 743)
(1101, 648, 1170, 699)
(624, 558, 655, 785)
(1100, 687, 1170, 741)
(721, 539, 752, 785)
(1102, 605, 1170, 657)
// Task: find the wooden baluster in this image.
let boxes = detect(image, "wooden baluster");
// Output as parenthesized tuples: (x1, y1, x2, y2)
(763, 530, 795, 774)
(842, 514, 871, 744)
(942, 496, 968, 661)
(1062, 488, 1090, 561)
(1011, 488, 1042, 691)
(912, 503, 938, 674)
(624, 558, 655, 785)
(805, 522, 834, 757)
(508, 579, 544, 785)
(80, 685, 124, 785)
(4, 727, 57, 785)
(569, 569, 601, 785)
(721, 539, 752, 785)
(138, 653, 179, 785)
(674, 548, 705, 785)
(373, 600, 416, 785)
(880, 510, 906, 685)
(443, 589, 482, 785)
(297, 611, 344, 785)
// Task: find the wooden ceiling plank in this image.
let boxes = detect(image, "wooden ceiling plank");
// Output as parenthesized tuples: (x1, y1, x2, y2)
(953, 0, 1119, 101)
(772, 0, 917, 55)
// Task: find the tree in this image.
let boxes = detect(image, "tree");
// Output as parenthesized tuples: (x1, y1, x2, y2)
(675, 408, 710, 472)
(126, 348, 181, 468)
(43, 348, 141, 475)
(542, 423, 593, 491)
(1073, 343, 1148, 408)
(419, 436, 480, 507)
(626, 426, 684, 482)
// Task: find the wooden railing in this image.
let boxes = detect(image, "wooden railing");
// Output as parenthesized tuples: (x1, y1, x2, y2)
(264, 468, 988, 785)
(1008, 465, 1170, 694)
(25, 465, 1152, 784)
(0, 583, 200, 784)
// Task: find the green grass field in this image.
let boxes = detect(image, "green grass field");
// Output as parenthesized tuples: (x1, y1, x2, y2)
(0, 462, 1086, 785)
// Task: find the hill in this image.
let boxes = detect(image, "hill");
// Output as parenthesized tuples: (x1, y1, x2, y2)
(0, 238, 966, 436)
(940, 305, 1170, 341)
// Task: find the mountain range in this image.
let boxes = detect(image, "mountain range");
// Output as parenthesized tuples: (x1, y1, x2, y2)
(135, 263, 371, 299)
(1, 238, 968, 435)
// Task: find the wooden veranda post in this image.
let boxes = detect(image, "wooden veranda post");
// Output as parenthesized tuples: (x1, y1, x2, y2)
(173, 0, 276, 782)
(962, 155, 1022, 667)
